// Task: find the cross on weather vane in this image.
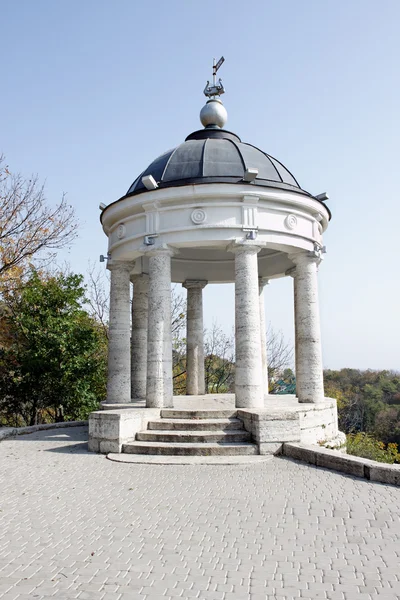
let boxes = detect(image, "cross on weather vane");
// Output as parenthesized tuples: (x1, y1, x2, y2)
(203, 56, 225, 98)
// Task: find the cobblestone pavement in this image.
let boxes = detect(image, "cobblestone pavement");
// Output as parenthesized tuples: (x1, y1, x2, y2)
(0, 427, 399, 600)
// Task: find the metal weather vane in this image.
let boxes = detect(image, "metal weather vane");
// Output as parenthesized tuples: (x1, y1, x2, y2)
(203, 56, 225, 98)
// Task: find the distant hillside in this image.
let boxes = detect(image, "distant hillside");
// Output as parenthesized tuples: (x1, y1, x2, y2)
(324, 368, 400, 445)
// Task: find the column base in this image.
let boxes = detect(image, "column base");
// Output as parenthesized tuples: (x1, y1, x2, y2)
(298, 399, 315, 404)
(235, 386, 264, 409)
(298, 398, 325, 404)
(101, 400, 145, 410)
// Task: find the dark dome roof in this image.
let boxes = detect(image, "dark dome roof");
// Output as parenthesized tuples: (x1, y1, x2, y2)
(125, 127, 312, 198)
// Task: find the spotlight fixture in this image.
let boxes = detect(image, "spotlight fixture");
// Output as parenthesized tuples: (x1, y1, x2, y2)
(243, 168, 258, 183)
(99, 202, 107, 210)
(99, 253, 111, 263)
(246, 230, 257, 240)
(142, 175, 158, 190)
(144, 235, 158, 246)
(315, 192, 329, 201)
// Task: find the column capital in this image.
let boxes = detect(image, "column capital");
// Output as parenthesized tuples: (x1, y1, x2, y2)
(130, 272, 149, 284)
(142, 244, 178, 258)
(258, 277, 270, 289)
(182, 280, 208, 290)
(289, 250, 321, 267)
(107, 260, 136, 273)
(285, 266, 296, 278)
(227, 241, 262, 256)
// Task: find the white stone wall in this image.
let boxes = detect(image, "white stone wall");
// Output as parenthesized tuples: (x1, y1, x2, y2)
(298, 399, 339, 444)
(238, 409, 301, 455)
(237, 398, 339, 454)
(89, 408, 161, 454)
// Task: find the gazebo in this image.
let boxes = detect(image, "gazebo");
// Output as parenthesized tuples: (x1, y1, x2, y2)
(89, 63, 343, 456)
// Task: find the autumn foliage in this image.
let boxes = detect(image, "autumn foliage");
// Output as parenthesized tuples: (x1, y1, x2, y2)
(0, 155, 77, 290)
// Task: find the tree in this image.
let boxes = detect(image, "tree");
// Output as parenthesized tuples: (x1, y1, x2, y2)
(0, 270, 107, 426)
(171, 286, 187, 394)
(174, 318, 293, 395)
(266, 325, 294, 385)
(346, 432, 400, 464)
(204, 323, 235, 393)
(324, 368, 400, 441)
(203, 322, 293, 395)
(272, 368, 296, 394)
(373, 407, 400, 445)
(0, 156, 77, 289)
(86, 262, 110, 339)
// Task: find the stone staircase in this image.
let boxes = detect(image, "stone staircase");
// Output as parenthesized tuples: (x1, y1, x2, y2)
(122, 409, 259, 456)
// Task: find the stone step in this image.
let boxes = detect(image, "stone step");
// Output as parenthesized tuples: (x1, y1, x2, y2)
(160, 409, 238, 420)
(136, 430, 251, 443)
(122, 442, 258, 456)
(148, 418, 244, 431)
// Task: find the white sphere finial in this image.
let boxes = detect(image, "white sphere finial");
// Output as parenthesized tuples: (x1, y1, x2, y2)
(200, 98, 228, 129)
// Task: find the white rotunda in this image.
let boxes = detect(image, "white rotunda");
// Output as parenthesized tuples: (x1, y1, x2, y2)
(89, 62, 344, 456)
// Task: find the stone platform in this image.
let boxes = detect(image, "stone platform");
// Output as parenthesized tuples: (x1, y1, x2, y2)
(2, 426, 400, 600)
(89, 394, 344, 455)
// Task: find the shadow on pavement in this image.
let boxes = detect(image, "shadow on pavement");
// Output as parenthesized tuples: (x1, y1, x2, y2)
(44, 442, 90, 454)
(11, 427, 91, 454)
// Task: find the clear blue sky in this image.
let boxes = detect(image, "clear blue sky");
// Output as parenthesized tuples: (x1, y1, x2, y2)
(2, 0, 400, 370)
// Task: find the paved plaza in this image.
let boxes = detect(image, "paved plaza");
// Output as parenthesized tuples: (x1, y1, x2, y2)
(0, 427, 399, 600)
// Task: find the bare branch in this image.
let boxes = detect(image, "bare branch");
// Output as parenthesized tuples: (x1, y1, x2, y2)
(266, 323, 294, 379)
(0, 156, 78, 288)
(204, 322, 235, 394)
(171, 285, 186, 336)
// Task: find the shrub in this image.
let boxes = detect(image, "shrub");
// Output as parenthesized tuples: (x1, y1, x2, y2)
(346, 432, 400, 464)
(0, 270, 107, 426)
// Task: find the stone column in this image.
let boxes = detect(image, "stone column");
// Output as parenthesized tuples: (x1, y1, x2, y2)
(106, 261, 133, 404)
(259, 278, 269, 397)
(290, 252, 324, 403)
(230, 243, 264, 408)
(182, 280, 207, 395)
(146, 248, 174, 408)
(292, 273, 299, 394)
(286, 267, 298, 394)
(131, 274, 149, 400)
